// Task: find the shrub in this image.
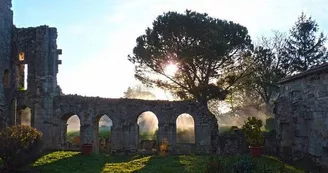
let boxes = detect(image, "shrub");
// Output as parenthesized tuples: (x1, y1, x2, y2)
(206, 156, 221, 173)
(242, 117, 264, 147)
(0, 125, 43, 172)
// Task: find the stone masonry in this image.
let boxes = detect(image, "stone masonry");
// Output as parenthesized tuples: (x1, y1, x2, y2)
(275, 63, 328, 167)
(0, 0, 219, 154)
(52, 95, 218, 154)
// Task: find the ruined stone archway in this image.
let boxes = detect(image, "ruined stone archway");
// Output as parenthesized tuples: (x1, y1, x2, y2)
(175, 113, 196, 154)
(61, 113, 81, 150)
(93, 114, 113, 153)
(53, 95, 219, 154)
(137, 111, 159, 152)
(176, 113, 195, 144)
(16, 105, 31, 126)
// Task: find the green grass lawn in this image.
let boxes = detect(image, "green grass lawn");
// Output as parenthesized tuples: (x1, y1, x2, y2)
(29, 151, 306, 173)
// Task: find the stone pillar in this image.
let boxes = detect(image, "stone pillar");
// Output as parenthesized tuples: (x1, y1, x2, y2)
(80, 123, 93, 145)
(111, 124, 123, 151)
(122, 124, 130, 151)
(159, 123, 176, 153)
(157, 123, 164, 145)
(195, 124, 211, 154)
(129, 124, 138, 152)
(170, 123, 177, 151)
(92, 121, 99, 154)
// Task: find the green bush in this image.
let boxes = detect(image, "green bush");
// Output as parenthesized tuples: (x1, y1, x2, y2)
(242, 117, 264, 147)
(0, 125, 43, 172)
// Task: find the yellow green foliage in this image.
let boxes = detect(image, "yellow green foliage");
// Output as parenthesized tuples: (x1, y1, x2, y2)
(0, 125, 43, 172)
(242, 117, 265, 147)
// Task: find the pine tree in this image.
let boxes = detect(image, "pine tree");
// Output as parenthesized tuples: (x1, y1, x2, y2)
(283, 12, 327, 74)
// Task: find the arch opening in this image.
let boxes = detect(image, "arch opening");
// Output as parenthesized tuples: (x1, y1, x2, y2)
(19, 106, 31, 126)
(97, 115, 113, 153)
(176, 113, 195, 144)
(66, 115, 80, 149)
(137, 111, 158, 151)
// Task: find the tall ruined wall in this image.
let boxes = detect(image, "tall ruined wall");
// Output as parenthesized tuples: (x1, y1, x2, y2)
(275, 66, 328, 166)
(13, 26, 62, 147)
(52, 95, 219, 154)
(0, 0, 14, 129)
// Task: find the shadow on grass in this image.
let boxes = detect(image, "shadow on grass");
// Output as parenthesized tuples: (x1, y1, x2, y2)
(32, 151, 107, 173)
(134, 155, 209, 173)
(136, 156, 184, 173)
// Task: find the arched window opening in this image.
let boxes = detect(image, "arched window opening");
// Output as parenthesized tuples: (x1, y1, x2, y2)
(3, 69, 10, 88)
(66, 115, 80, 149)
(20, 107, 31, 126)
(98, 115, 113, 153)
(137, 111, 158, 152)
(137, 111, 158, 140)
(176, 113, 195, 144)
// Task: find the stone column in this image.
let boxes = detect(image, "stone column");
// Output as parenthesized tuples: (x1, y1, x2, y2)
(80, 123, 93, 145)
(157, 123, 164, 145)
(161, 123, 176, 153)
(196, 124, 211, 154)
(129, 124, 138, 152)
(111, 124, 124, 151)
(93, 123, 99, 154)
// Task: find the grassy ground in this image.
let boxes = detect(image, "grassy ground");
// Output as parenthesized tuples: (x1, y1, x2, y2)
(29, 151, 305, 173)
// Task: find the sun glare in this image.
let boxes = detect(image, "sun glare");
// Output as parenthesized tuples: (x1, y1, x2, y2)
(164, 63, 178, 76)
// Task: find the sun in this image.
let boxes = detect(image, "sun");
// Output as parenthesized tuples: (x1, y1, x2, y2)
(164, 63, 178, 76)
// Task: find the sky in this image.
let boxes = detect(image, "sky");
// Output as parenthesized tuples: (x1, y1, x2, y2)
(12, 0, 328, 99)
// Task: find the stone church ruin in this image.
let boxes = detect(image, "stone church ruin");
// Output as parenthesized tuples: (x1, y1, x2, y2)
(0, 0, 218, 154)
(275, 63, 328, 166)
(0, 0, 328, 167)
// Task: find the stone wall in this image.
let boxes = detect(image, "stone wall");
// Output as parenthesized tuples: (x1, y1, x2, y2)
(0, 0, 14, 129)
(0, 0, 219, 155)
(275, 64, 328, 166)
(13, 26, 62, 148)
(51, 95, 219, 154)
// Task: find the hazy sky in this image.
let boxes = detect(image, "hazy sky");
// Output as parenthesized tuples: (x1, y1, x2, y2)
(12, 0, 328, 99)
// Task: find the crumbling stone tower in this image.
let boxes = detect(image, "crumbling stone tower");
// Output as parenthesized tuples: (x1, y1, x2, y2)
(0, 0, 14, 128)
(0, 0, 63, 148)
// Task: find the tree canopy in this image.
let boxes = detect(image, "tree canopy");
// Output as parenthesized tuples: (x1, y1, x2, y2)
(128, 10, 252, 104)
(282, 12, 327, 74)
(236, 12, 328, 115)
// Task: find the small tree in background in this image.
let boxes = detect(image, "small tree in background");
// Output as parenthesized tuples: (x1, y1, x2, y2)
(0, 125, 43, 172)
(242, 117, 264, 147)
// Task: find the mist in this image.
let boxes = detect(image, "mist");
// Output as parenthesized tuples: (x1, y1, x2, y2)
(66, 115, 113, 132)
(123, 86, 156, 100)
(209, 100, 270, 132)
(137, 111, 158, 135)
(99, 115, 113, 128)
(176, 113, 195, 143)
(67, 115, 80, 132)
